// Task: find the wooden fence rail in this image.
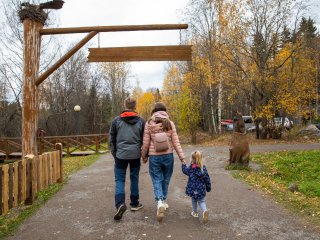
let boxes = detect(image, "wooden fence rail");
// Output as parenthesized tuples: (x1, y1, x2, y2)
(0, 144, 63, 215)
(0, 134, 108, 160)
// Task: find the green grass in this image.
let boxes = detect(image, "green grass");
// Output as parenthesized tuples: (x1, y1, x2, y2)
(0, 154, 101, 239)
(225, 165, 251, 171)
(232, 150, 320, 227)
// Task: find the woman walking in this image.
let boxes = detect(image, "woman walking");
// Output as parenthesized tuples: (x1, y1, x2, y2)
(141, 102, 185, 222)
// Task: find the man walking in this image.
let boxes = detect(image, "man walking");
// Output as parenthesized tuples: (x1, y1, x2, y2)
(109, 97, 145, 220)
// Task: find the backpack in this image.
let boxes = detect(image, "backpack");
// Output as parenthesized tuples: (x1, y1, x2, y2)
(153, 132, 170, 152)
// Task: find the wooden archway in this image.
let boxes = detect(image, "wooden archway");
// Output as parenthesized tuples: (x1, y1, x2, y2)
(20, 3, 191, 157)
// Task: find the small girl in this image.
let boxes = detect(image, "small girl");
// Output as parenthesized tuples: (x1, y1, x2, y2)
(182, 151, 211, 223)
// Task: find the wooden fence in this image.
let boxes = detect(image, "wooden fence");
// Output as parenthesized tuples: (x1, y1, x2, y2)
(0, 134, 108, 160)
(0, 144, 63, 215)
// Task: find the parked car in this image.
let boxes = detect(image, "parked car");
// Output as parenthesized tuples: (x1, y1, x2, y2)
(242, 116, 254, 131)
(221, 116, 254, 132)
(273, 117, 293, 130)
(221, 119, 234, 131)
(247, 117, 293, 132)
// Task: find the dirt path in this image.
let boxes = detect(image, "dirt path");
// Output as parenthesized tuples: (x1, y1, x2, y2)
(6, 143, 320, 240)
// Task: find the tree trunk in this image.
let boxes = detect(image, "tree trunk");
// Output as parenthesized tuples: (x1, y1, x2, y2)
(217, 72, 223, 134)
(210, 84, 217, 134)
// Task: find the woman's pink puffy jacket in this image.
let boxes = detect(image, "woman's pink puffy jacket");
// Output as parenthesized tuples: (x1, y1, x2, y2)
(141, 112, 185, 161)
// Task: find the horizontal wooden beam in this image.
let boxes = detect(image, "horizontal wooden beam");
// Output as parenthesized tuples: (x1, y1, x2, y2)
(87, 45, 192, 62)
(36, 31, 97, 86)
(40, 24, 188, 35)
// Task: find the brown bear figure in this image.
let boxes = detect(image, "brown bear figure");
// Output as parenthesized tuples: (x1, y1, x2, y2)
(229, 112, 250, 166)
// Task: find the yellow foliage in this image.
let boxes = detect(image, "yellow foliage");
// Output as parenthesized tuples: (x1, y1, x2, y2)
(136, 92, 155, 120)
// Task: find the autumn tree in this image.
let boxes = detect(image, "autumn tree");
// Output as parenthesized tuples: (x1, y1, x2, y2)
(177, 72, 201, 143)
(162, 62, 201, 143)
(136, 92, 155, 120)
(101, 62, 131, 117)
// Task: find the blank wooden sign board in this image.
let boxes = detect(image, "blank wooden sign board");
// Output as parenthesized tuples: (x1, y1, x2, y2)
(88, 45, 192, 62)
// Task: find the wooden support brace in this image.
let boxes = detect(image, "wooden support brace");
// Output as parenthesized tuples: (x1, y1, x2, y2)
(36, 31, 98, 86)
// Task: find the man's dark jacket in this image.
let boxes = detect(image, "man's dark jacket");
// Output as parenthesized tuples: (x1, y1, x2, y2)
(109, 110, 145, 159)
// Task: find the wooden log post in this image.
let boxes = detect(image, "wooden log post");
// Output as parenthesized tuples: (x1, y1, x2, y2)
(55, 143, 63, 183)
(1, 164, 9, 215)
(0, 166, 3, 215)
(24, 154, 37, 205)
(21, 9, 45, 158)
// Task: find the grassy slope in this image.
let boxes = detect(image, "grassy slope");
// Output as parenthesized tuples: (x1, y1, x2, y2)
(232, 150, 320, 227)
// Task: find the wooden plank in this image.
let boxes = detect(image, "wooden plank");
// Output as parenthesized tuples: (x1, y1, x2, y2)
(13, 162, 18, 207)
(40, 24, 188, 35)
(55, 151, 59, 181)
(40, 154, 44, 189)
(18, 161, 22, 203)
(22, 159, 27, 202)
(56, 151, 60, 182)
(55, 151, 59, 182)
(2, 164, 9, 215)
(87, 45, 192, 62)
(25, 158, 30, 202)
(45, 153, 49, 187)
(89, 45, 192, 54)
(24, 155, 37, 205)
(52, 151, 56, 183)
(88, 54, 192, 61)
(38, 155, 42, 191)
(0, 166, 3, 215)
(8, 164, 13, 209)
(43, 153, 47, 188)
(30, 156, 37, 204)
(50, 152, 53, 184)
(48, 153, 52, 185)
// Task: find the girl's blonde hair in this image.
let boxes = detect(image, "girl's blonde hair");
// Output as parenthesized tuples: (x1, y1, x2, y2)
(191, 150, 204, 171)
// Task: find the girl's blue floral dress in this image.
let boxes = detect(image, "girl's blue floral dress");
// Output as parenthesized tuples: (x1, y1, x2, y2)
(182, 164, 211, 199)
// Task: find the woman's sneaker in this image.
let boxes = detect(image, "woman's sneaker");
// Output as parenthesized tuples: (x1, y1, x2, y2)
(114, 204, 127, 220)
(202, 210, 209, 224)
(191, 211, 199, 218)
(130, 203, 143, 211)
(162, 201, 169, 210)
(157, 200, 165, 222)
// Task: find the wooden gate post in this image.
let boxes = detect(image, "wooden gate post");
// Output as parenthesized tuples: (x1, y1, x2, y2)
(20, 9, 46, 158)
(55, 143, 64, 183)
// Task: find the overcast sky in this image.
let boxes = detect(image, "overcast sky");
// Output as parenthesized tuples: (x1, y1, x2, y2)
(56, 0, 189, 91)
(54, 0, 320, 91)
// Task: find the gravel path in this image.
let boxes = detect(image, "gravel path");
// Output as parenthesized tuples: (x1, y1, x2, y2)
(6, 143, 320, 240)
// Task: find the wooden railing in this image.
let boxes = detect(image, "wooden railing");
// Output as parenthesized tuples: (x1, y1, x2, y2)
(0, 134, 108, 159)
(0, 144, 63, 215)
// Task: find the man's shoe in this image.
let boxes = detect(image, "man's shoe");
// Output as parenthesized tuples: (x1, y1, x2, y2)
(114, 204, 127, 220)
(202, 210, 209, 224)
(157, 200, 165, 222)
(130, 203, 143, 211)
